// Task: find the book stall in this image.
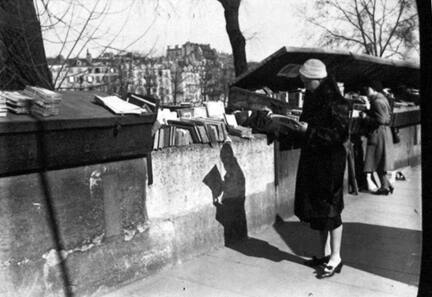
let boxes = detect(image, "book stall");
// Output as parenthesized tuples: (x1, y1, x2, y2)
(227, 47, 420, 146)
(225, 47, 420, 193)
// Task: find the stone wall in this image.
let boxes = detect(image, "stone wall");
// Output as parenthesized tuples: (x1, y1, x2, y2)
(0, 126, 420, 297)
(0, 135, 278, 297)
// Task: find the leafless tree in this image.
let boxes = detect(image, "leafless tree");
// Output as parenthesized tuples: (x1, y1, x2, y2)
(0, 0, 53, 90)
(196, 60, 222, 102)
(169, 62, 189, 105)
(35, 0, 159, 90)
(308, 0, 418, 58)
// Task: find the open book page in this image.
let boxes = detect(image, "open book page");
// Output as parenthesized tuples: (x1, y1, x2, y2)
(205, 101, 225, 119)
(224, 113, 238, 127)
(269, 113, 300, 123)
(267, 113, 302, 134)
(94, 95, 145, 115)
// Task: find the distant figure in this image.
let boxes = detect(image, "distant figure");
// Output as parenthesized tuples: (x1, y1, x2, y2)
(360, 79, 394, 195)
(284, 59, 350, 278)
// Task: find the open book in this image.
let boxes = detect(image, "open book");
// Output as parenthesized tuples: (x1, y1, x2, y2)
(94, 95, 146, 115)
(269, 113, 300, 123)
(267, 113, 302, 135)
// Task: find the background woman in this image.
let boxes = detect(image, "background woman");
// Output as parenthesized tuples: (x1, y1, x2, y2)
(361, 80, 394, 195)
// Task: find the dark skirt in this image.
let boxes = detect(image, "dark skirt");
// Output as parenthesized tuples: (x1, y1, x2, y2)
(294, 146, 346, 225)
(310, 215, 342, 231)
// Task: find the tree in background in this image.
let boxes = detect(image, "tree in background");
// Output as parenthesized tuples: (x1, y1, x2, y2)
(169, 62, 186, 105)
(308, 0, 418, 59)
(36, 0, 158, 90)
(197, 60, 224, 102)
(0, 0, 53, 90)
(217, 0, 248, 76)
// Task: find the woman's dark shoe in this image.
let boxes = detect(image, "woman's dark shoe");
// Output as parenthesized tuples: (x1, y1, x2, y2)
(305, 255, 330, 267)
(320, 261, 343, 278)
(389, 184, 394, 194)
(373, 188, 390, 195)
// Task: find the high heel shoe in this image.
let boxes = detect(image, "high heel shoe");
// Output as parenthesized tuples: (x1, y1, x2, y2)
(320, 261, 343, 278)
(373, 187, 390, 195)
(389, 184, 394, 194)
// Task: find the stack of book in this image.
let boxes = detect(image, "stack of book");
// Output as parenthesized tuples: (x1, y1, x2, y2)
(1, 91, 34, 114)
(24, 86, 62, 117)
(0, 92, 6, 117)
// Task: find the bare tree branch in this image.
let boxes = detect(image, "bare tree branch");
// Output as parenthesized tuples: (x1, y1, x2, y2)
(380, 0, 406, 55)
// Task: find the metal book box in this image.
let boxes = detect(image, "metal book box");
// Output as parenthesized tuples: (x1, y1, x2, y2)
(0, 91, 157, 176)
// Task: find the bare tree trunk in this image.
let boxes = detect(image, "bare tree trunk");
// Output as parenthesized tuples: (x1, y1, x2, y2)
(0, 0, 53, 90)
(217, 0, 247, 77)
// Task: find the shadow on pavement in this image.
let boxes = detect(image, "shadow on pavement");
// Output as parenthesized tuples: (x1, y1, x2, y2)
(273, 217, 421, 286)
(227, 237, 306, 266)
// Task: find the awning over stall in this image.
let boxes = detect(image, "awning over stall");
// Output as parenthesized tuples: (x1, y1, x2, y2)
(232, 47, 420, 92)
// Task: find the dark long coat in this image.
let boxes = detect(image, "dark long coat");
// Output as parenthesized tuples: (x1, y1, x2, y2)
(363, 92, 394, 172)
(294, 77, 350, 223)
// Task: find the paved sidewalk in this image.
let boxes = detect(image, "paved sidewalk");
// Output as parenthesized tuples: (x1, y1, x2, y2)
(102, 166, 421, 297)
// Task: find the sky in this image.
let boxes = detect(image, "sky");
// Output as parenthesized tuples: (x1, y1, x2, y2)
(38, 0, 418, 63)
(39, 0, 320, 62)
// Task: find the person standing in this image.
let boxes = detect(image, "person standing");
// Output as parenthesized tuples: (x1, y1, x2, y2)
(287, 59, 350, 278)
(361, 80, 394, 195)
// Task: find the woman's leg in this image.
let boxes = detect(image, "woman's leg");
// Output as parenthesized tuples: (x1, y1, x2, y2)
(388, 170, 396, 185)
(327, 224, 343, 266)
(377, 169, 390, 190)
(366, 172, 378, 192)
(372, 172, 382, 188)
(319, 230, 331, 257)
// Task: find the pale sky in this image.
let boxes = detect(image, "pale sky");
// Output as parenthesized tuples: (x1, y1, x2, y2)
(40, 0, 321, 62)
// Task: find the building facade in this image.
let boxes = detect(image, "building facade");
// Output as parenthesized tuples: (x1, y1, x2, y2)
(48, 43, 234, 105)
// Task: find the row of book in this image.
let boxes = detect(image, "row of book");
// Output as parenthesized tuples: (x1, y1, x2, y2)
(0, 86, 62, 117)
(153, 117, 229, 150)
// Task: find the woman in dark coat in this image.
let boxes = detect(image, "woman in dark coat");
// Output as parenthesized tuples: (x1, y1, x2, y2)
(361, 80, 394, 195)
(290, 59, 349, 278)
